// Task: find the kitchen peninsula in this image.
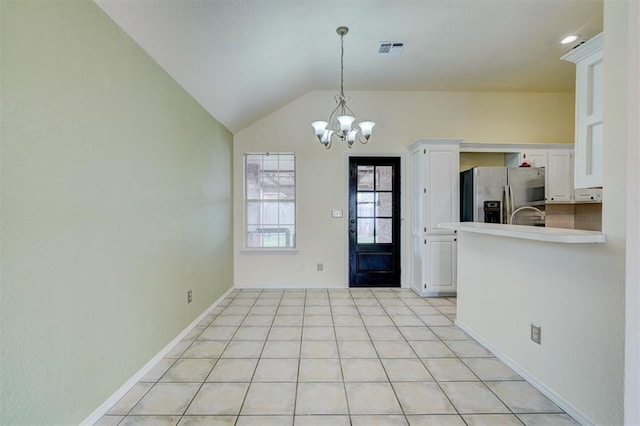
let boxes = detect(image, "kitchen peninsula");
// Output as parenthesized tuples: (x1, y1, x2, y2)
(440, 222, 605, 244)
(440, 221, 618, 426)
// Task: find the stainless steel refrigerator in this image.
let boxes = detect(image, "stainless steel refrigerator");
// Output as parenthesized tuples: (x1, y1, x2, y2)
(460, 167, 546, 225)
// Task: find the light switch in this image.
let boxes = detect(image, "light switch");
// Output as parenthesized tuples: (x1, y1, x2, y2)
(331, 209, 343, 218)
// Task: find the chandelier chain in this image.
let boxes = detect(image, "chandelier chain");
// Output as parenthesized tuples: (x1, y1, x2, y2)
(340, 31, 345, 99)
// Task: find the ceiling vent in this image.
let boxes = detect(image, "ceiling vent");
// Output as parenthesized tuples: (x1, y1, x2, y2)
(378, 41, 405, 57)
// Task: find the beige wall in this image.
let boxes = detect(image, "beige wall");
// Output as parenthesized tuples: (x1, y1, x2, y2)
(459, 152, 506, 171)
(0, 1, 233, 424)
(234, 91, 574, 287)
(455, 3, 629, 425)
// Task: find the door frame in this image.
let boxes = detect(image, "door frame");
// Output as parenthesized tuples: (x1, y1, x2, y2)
(344, 153, 407, 288)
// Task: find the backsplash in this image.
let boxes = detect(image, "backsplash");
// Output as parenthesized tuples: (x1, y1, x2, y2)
(545, 203, 602, 231)
(574, 203, 603, 231)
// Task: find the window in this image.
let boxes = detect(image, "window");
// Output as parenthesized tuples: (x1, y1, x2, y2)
(244, 153, 295, 248)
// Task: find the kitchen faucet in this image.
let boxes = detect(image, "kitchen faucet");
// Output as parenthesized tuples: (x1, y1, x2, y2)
(509, 206, 546, 225)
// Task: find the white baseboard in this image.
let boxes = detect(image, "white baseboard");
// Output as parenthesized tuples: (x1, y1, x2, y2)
(233, 283, 348, 289)
(455, 319, 593, 426)
(410, 285, 457, 298)
(80, 286, 235, 426)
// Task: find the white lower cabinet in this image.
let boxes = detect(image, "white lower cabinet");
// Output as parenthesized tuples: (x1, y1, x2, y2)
(574, 187, 603, 202)
(422, 235, 457, 296)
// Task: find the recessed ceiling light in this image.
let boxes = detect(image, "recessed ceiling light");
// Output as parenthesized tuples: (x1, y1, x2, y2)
(561, 34, 579, 44)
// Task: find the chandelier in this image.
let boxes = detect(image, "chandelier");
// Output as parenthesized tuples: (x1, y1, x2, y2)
(311, 26, 375, 149)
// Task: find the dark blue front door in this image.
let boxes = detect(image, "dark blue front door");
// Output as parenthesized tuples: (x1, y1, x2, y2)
(349, 157, 401, 287)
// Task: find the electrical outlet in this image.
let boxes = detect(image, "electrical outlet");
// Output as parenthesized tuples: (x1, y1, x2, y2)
(317, 263, 323, 272)
(531, 323, 541, 344)
(187, 290, 192, 304)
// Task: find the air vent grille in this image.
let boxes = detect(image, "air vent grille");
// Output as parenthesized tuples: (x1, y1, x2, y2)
(378, 41, 405, 57)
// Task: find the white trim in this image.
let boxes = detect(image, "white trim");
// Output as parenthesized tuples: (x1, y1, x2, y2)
(561, 33, 604, 64)
(239, 248, 299, 255)
(234, 283, 348, 289)
(80, 286, 235, 426)
(455, 319, 593, 426)
(459, 142, 574, 153)
(409, 138, 462, 152)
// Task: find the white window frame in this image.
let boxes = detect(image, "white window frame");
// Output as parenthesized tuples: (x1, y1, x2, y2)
(242, 152, 297, 252)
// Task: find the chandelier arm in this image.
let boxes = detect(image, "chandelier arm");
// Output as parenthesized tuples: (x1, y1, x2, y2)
(328, 103, 344, 134)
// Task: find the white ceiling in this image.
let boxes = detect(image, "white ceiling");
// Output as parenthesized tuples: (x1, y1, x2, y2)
(94, 0, 603, 133)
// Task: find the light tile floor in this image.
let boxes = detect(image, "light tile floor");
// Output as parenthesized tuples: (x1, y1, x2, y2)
(96, 288, 580, 426)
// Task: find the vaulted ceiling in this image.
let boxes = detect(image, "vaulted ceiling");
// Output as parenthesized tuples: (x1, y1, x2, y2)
(94, 0, 603, 133)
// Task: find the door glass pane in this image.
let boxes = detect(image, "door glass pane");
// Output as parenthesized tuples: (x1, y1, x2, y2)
(357, 166, 374, 190)
(376, 218, 392, 243)
(357, 218, 374, 244)
(376, 193, 393, 217)
(376, 166, 393, 191)
(357, 193, 375, 217)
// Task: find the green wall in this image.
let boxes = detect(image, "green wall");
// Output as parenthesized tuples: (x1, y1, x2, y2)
(0, 1, 234, 423)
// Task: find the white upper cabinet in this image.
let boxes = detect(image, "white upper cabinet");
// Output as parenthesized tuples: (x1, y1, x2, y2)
(505, 150, 547, 168)
(521, 150, 547, 168)
(423, 146, 460, 233)
(411, 140, 460, 235)
(562, 33, 604, 189)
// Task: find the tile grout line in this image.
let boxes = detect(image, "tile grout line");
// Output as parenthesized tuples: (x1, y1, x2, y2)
(290, 288, 308, 421)
(104, 288, 577, 426)
(180, 289, 247, 422)
(371, 290, 413, 424)
(232, 289, 281, 423)
(332, 289, 352, 421)
(383, 290, 467, 422)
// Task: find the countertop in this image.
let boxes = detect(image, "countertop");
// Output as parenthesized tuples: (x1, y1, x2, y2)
(439, 222, 606, 244)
